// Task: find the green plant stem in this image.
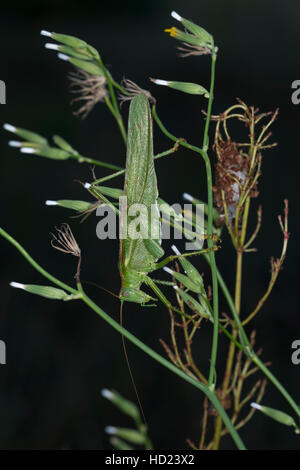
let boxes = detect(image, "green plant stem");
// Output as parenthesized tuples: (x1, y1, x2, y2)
(213, 250, 243, 449)
(69, 144, 180, 173)
(0, 225, 246, 448)
(204, 254, 249, 348)
(72, 152, 122, 171)
(152, 49, 219, 388)
(0, 227, 77, 295)
(77, 282, 246, 450)
(96, 56, 127, 144)
(202, 47, 219, 388)
(205, 256, 300, 421)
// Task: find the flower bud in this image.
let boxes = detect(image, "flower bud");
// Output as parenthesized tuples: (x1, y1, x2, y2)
(42, 30, 88, 48)
(150, 79, 209, 97)
(53, 135, 77, 153)
(23, 146, 70, 160)
(101, 388, 140, 422)
(58, 54, 103, 76)
(109, 437, 134, 450)
(174, 286, 212, 320)
(3, 123, 48, 145)
(10, 282, 69, 300)
(251, 403, 298, 428)
(198, 294, 213, 318)
(163, 267, 201, 293)
(46, 199, 93, 212)
(96, 186, 124, 199)
(105, 426, 145, 445)
(46, 43, 93, 60)
(171, 245, 204, 290)
(170, 11, 213, 45)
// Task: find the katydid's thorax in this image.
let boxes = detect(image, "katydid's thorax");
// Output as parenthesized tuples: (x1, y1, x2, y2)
(120, 267, 150, 303)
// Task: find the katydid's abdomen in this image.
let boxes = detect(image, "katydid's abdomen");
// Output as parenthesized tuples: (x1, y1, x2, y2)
(119, 94, 164, 304)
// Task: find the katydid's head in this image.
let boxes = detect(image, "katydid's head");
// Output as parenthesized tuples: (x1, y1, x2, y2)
(120, 287, 152, 304)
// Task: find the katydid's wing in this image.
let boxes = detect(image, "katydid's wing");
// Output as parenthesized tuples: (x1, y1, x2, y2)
(124, 94, 158, 208)
(121, 94, 162, 274)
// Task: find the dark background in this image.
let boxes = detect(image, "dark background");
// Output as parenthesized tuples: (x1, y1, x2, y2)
(0, 0, 299, 450)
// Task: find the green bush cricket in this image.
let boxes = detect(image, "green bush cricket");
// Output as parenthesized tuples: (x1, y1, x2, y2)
(85, 93, 217, 311)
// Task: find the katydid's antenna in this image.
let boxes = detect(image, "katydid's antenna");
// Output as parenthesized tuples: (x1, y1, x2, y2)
(81, 280, 119, 298)
(120, 300, 148, 427)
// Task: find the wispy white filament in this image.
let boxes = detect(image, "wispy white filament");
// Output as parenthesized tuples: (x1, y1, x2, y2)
(101, 389, 114, 400)
(104, 426, 117, 435)
(152, 79, 169, 86)
(45, 200, 57, 206)
(250, 402, 262, 411)
(10, 282, 25, 290)
(3, 123, 16, 133)
(20, 147, 36, 154)
(163, 267, 173, 275)
(8, 141, 22, 147)
(45, 43, 59, 50)
(40, 30, 52, 37)
(57, 53, 69, 61)
(171, 245, 181, 256)
(182, 192, 193, 202)
(171, 11, 182, 22)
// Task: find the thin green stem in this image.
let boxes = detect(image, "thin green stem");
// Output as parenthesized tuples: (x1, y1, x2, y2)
(202, 48, 219, 388)
(153, 50, 219, 388)
(0, 225, 247, 447)
(0, 227, 78, 295)
(204, 253, 250, 348)
(69, 142, 180, 174)
(71, 152, 122, 171)
(77, 282, 246, 450)
(97, 56, 127, 144)
(208, 258, 300, 421)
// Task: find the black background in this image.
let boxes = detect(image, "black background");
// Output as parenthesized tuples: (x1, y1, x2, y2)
(0, 0, 299, 450)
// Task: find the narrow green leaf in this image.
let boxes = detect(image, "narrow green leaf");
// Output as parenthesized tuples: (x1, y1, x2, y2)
(110, 437, 134, 450)
(101, 389, 141, 422)
(51, 32, 88, 48)
(10, 282, 69, 300)
(46, 200, 94, 212)
(175, 287, 212, 320)
(163, 267, 201, 293)
(171, 245, 204, 289)
(53, 135, 77, 153)
(251, 403, 298, 428)
(68, 57, 103, 76)
(4, 124, 48, 145)
(106, 427, 145, 445)
(32, 146, 70, 160)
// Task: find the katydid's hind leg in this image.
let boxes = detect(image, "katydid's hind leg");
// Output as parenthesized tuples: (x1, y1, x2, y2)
(153, 245, 218, 271)
(150, 279, 174, 286)
(145, 276, 194, 320)
(143, 238, 164, 259)
(92, 168, 125, 186)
